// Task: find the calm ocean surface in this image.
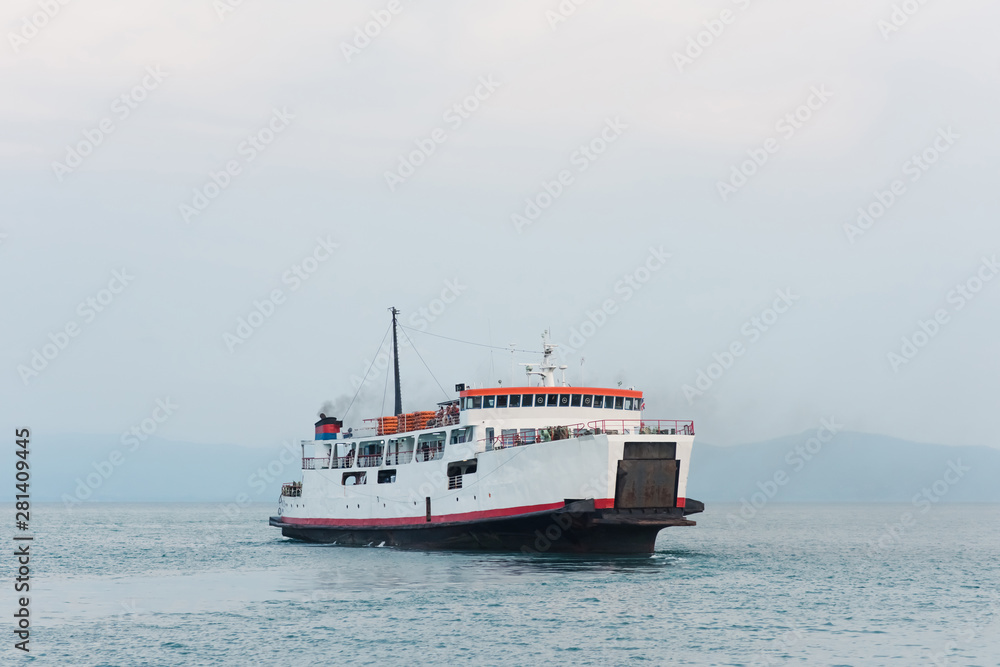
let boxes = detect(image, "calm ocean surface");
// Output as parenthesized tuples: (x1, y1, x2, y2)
(7, 503, 999, 666)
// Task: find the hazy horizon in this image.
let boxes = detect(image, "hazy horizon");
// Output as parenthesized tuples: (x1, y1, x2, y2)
(4, 1, 998, 452)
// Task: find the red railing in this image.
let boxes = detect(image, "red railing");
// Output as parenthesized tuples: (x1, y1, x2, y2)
(489, 424, 586, 450)
(484, 419, 694, 450)
(587, 419, 694, 436)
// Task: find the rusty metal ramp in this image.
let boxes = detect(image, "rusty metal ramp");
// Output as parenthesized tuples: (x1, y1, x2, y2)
(614, 442, 679, 509)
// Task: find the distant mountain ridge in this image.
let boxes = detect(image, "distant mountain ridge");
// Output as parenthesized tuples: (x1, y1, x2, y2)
(688, 431, 1000, 503)
(25, 430, 1000, 505)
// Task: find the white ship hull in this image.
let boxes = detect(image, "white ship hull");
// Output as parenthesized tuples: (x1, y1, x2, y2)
(271, 417, 701, 553)
(271, 328, 703, 553)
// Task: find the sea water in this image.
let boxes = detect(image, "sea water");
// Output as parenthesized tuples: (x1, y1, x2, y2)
(6, 503, 999, 665)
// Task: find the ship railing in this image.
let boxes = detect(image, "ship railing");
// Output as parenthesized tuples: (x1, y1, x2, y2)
(281, 482, 302, 497)
(424, 414, 460, 429)
(587, 419, 695, 436)
(357, 454, 383, 468)
(486, 423, 587, 451)
(301, 457, 327, 470)
(481, 420, 695, 451)
(385, 451, 414, 465)
(331, 455, 354, 469)
(302, 455, 356, 470)
(415, 443, 444, 462)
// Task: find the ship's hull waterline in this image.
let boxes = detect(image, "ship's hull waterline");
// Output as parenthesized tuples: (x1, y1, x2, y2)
(271, 500, 702, 554)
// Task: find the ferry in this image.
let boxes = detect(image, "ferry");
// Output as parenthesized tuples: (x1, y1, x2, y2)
(270, 310, 704, 553)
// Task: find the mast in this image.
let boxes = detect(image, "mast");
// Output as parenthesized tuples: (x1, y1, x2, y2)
(390, 306, 402, 416)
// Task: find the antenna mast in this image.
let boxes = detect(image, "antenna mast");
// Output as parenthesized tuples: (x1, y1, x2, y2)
(390, 307, 402, 416)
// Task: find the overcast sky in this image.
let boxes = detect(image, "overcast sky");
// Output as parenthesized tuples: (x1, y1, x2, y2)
(2, 0, 998, 450)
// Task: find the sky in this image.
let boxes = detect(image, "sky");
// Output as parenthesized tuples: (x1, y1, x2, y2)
(2, 0, 998, 450)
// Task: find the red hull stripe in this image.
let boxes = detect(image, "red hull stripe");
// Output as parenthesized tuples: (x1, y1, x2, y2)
(281, 499, 615, 527)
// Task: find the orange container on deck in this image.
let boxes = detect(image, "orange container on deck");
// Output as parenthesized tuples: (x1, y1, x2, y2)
(376, 416, 398, 436)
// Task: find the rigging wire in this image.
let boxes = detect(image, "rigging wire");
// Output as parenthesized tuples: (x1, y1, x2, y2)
(397, 325, 450, 400)
(398, 325, 535, 354)
(341, 323, 391, 422)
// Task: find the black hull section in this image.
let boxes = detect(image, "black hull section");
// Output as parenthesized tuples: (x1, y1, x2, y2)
(270, 499, 703, 554)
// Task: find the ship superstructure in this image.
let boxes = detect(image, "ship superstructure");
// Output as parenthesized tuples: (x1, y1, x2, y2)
(270, 313, 703, 553)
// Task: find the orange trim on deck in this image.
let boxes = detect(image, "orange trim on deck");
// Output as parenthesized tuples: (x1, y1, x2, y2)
(460, 387, 641, 398)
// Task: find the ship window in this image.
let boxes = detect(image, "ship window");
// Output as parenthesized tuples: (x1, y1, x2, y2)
(519, 428, 537, 444)
(447, 460, 478, 476)
(484, 395, 496, 409)
(521, 394, 533, 407)
(614, 396, 625, 409)
(634, 398, 642, 410)
(464, 396, 482, 409)
(496, 395, 508, 408)
(534, 394, 546, 407)
(558, 394, 570, 407)
(342, 472, 366, 485)
(604, 396, 614, 408)
(546, 394, 559, 406)
(571, 394, 582, 407)
(624, 397, 633, 410)
(377, 469, 396, 484)
(450, 426, 473, 444)
(358, 440, 384, 467)
(417, 431, 446, 462)
(508, 394, 520, 407)
(582, 395, 593, 407)
(386, 436, 414, 465)
(591, 395, 601, 408)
